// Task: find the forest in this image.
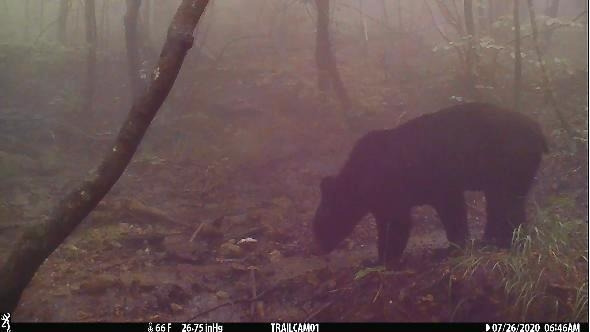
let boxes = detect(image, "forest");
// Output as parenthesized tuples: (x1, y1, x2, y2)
(0, 0, 587, 323)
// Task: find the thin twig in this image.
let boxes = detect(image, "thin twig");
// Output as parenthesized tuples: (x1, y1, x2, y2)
(304, 301, 334, 322)
(249, 268, 257, 317)
(372, 281, 383, 303)
(187, 283, 282, 321)
(503, 10, 587, 45)
(424, 0, 465, 63)
(33, 18, 59, 44)
(189, 222, 204, 242)
(526, 0, 577, 142)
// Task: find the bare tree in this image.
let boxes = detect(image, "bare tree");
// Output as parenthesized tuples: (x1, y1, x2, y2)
(488, 0, 511, 29)
(84, 0, 97, 113)
(544, 0, 560, 44)
(477, 0, 488, 35)
(464, 0, 477, 98)
(0, 0, 211, 313)
(545, 0, 560, 17)
(315, 0, 351, 110)
(39, 0, 44, 37)
(57, 0, 70, 45)
(397, 0, 403, 31)
(73, 0, 81, 44)
(143, 0, 152, 44)
(99, 0, 110, 51)
(24, 0, 30, 41)
(125, 0, 144, 101)
(381, 0, 394, 80)
(526, 0, 575, 142)
(585, 0, 588, 62)
(381, 0, 390, 27)
(425, 0, 465, 65)
(358, 0, 368, 56)
(513, 0, 522, 111)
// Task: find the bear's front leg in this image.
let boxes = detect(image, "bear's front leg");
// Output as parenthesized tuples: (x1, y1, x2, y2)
(433, 190, 469, 251)
(376, 211, 412, 265)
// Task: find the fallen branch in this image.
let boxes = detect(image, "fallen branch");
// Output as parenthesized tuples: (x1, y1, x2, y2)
(0, 0, 211, 312)
(304, 301, 334, 322)
(113, 198, 191, 229)
(249, 267, 257, 317)
(189, 222, 205, 242)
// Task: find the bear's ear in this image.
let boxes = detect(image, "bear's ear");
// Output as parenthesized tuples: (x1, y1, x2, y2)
(320, 176, 337, 195)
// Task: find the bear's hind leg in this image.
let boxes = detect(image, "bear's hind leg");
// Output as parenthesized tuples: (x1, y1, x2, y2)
(484, 190, 527, 248)
(483, 190, 503, 244)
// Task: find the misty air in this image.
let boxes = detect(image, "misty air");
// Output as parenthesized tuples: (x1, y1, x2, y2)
(0, 0, 587, 324)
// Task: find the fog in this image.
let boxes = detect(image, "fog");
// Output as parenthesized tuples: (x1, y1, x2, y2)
(0, 0, 587, 323)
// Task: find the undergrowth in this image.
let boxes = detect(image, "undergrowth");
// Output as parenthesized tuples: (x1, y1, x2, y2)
(450, 196, 588, 321)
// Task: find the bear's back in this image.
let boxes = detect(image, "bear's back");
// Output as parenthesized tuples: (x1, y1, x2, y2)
(339, 103, 547, 193)
(384, 102, 546, 159)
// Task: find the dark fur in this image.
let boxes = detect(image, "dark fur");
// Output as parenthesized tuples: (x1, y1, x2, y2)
(312, 103, 547, 263)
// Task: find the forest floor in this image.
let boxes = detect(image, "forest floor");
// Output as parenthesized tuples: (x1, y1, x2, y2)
(1, 55, 587, 322)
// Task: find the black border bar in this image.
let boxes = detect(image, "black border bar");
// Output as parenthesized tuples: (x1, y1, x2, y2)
(8, 322, 589, 332)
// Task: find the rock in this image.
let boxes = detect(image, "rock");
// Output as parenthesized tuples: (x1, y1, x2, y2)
(216, 290, 229, 299)
(219, 242, 244, 258)
(170, 303, 184, 313)
(237, 237, 258, 250)
(269, 249, 282, 263)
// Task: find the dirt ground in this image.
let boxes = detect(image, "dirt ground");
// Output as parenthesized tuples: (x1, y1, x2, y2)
(1, 55, 586, 322)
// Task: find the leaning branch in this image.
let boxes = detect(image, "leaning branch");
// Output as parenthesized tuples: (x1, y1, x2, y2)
(0, 0, 210, 313)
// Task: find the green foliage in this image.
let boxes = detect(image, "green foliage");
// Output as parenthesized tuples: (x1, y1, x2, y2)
(450, 198, 588, 321)
(430, 13, 586, 94)
(354, 265, 387, 281)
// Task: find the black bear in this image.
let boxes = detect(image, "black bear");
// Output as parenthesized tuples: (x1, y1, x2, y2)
(312, 102, 547, 263)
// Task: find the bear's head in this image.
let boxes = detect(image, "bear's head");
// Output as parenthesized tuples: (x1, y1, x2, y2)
(312, 175, 368, 253)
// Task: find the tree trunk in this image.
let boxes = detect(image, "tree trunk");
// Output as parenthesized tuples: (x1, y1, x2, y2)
(397, 0, 403, 31)
(488, 0, 510, 26)
(57, 0, 70, 45)
(74, 0, 80, 44)
(39, 0, 44, 37)
(24, 0, 30, 41)
(526, 0, 575, 143)
(84, 0, 97, 113)
(273, 1, 289, 59)
(487, 0, 495, 33)
(464, 0, 477, 98)
(544, 0, 560, 44)
(143, 0, 151, 47)
(101, 0, 110, 52)
(585, 0, 588, 66)
(381, 0, 393, 80)
(99, 0, 105, 49)
(315, 0, 351, 110)
(315, 0, 330, 99)
(125, 0, 144, 101)
(545, 0, 560, 17)
(381, 0, 389, 27)
(0, 0, 210, 313)
(477, 0, 487, 35)
(358, 0, 368, 56)
(513, 0, 522, 112)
